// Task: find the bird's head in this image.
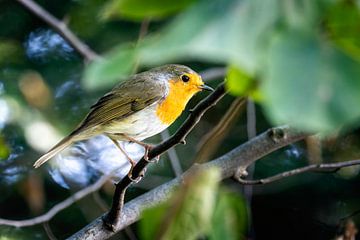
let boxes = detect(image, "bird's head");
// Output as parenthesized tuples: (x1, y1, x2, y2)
(153, 64, 214, 96)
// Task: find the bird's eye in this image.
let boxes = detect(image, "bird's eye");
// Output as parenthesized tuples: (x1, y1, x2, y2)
(181, 75, 190, 82)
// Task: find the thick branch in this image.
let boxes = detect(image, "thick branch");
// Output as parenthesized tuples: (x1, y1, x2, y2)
(69, 126, 308, 240)
(0, 173, 112, 227)
(236, 159, 360, 185)
(16, 0, 99, 62)
(102, 83, 227, 230)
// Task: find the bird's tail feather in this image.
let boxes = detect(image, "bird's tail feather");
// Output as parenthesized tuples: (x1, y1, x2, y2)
(33, 135, 74, 168)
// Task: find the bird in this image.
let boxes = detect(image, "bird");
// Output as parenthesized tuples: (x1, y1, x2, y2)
(33, 64, 213, 179)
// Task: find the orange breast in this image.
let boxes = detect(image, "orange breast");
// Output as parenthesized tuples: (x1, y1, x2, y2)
(156, 80, 199, 125)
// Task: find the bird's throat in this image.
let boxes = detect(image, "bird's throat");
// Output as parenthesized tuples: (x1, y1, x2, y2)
(156, 80, 199, 125)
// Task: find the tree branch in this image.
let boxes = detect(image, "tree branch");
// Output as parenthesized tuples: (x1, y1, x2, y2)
(236, 159, 360, 185)
(43, 222, 58, 240)
(0, 173, 112, 227)
(102, 82, 227, 230)
(68, 126, 308, 240)
(16, 0, 100, 62)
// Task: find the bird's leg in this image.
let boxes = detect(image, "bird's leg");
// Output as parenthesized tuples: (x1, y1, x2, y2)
(107, 135, 142, 182)
(115, 133, 160, 163)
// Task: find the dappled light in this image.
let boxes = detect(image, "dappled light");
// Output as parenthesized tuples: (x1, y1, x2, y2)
(25, 29, 75, 62)
(49, 135, 144, 189)
(0, 98, 11, 129)
(24, 120, 61, 152)
(1, 0, 360, 239)
(19, 71, 52, 109)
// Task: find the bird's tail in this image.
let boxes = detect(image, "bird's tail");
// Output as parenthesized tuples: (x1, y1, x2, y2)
(33, 135, 74, 168)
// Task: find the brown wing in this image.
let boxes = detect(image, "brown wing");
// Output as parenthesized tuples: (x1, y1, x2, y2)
(74, 75, 167, 134)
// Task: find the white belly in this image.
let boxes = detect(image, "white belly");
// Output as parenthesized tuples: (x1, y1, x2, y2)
(103, 104, 169, 141)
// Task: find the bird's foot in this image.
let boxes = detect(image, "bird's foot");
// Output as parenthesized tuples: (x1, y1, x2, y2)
(142, 144, 160, 163)
(127, 161, 147, 183)
(116, 134, 160, 163)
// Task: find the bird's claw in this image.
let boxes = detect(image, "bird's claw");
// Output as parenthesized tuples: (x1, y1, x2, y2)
(144, 155, 160, 163)
(127, 167, 146, 183)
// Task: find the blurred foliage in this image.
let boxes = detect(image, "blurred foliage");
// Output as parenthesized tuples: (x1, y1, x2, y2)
(326, 0, 360, 61)
(209, 190, 247, 240)
(226, 65, 262, 101)
(141, 168, 220, 240)
(84, 0, 278, 88)
(84, 44, 137, 90)
(68, 0, 107, 39)
(85, 0, 360, 133)
(1, 0, 360, 239)
(0, 40, 24, 66)
(101, 0, 196, 20)
(263, 30, 360, 132)
(140, 168, 247, 240)
(0, 135, 10, 160)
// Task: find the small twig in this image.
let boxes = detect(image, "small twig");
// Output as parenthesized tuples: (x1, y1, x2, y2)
(124, 227, 138, 240)
(16, 0, 99, 62)
(102, 83, 227, 230)
(236, 159, 360, 185)
(193, 97, 246, 163)
(43, 222, 58, 240)
(132, 18, 151, 74)
(161, 130, 183, 177)
(92, 192, 108, 212)
(246, 99, 256, 139)
(243, 98, 257, 238)
(0, 173, 113, 227)
(138, 19, 151, 42)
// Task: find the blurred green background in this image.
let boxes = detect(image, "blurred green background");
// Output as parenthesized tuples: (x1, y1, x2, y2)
(1, 0, 360, 239)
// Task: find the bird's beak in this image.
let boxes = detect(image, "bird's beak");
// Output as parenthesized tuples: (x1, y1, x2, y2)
(199, 84, 214, 91)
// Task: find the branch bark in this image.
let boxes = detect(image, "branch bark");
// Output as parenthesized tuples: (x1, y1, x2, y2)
(68, 126, 308, 240)
(16, 0, 100, 62)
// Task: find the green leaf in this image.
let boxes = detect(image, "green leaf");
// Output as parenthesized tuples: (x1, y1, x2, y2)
(82, 45, 137, 90)
(326, 1, 360, 61)
(281, 0, 325, 32)
(85, 0, 281, 90)
(226, 65, 262, 101)
(226, 66, 252, 96)
(262, 30, 360, 132)
(140, 167, 220, 240)
(209, 190, 248, 240)
(139, 0, 280, 74)
(101, 0, 196, 21)
(140, 202, 168, 240)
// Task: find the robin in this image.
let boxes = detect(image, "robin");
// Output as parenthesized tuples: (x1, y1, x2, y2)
(33, 64, 213, 179)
